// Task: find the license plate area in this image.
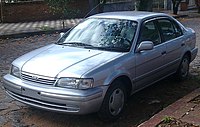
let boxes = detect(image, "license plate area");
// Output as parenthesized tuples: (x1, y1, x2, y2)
(21, 87, 41, 99)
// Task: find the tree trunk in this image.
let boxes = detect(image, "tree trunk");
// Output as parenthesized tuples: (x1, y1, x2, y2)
(173, 2, 178, 14)
(172, 0, 182, 15)
(195, 0, 200, 13)
(0, 0, 4, 23)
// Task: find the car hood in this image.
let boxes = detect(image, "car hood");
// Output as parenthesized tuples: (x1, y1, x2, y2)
(20, 44, 123, 78)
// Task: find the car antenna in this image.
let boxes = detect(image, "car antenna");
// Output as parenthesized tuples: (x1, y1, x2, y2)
(84, 0, 105, 18)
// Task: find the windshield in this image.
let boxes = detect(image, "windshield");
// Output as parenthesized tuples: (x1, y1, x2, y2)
(57, 18, 137, 52)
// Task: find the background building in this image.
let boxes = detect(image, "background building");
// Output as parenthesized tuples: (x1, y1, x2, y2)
(0, 0, 197, 23)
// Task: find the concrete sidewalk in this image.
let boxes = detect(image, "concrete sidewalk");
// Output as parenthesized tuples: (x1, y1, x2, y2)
(0, 19, 81, 39)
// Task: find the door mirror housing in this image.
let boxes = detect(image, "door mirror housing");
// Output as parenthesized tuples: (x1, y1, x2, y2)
(136, 41, 154, 52)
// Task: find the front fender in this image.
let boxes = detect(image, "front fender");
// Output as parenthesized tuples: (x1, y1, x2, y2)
(103, 69, 133, 87)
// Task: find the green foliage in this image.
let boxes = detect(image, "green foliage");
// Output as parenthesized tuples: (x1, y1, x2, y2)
(162, 116, 173, 123)
(39, 25, 54, 31)
(44, 0, 79, 19)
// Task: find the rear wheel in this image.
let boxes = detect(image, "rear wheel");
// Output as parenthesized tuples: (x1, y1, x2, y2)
(175, 55, 190, 81)
(98, 80, 127, 122)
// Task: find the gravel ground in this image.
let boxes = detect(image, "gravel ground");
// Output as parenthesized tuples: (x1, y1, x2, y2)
(0, 18, 200, 127)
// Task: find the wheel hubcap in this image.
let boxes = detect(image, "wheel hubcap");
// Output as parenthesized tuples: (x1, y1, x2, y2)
(181, 58, 189, 78)
(109, 88, 124, 116)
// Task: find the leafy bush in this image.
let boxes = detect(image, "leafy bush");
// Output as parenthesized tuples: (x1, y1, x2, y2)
(162, 116, 173, 123)
(44, 0, 79, 19)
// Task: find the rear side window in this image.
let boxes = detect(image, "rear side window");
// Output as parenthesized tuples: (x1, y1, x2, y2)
(157, 19, 177, 42)
(173, 21, 183, 37)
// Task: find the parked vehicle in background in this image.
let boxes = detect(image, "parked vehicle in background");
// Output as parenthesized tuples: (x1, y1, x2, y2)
(3, 11, 198, 121)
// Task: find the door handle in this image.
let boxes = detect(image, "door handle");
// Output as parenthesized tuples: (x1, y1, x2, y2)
(161, 51, 166, 55)
(181, 43, 185, 46)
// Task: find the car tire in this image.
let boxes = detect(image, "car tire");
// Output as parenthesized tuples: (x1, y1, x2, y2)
(175, 54, 190, 81)
(98, 80, 127, 122)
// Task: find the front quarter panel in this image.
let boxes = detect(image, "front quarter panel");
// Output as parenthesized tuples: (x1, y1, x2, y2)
(82, 53, 135, 89)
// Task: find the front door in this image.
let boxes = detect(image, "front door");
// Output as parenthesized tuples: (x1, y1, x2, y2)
(135, 20, 166, 90)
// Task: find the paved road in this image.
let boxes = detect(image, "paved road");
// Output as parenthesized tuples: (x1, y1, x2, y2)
(0, 18, 200, 127)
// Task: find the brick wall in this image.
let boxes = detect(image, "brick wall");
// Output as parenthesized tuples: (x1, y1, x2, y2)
(103, 1, 134, 12)
(1, 0, 89, 23)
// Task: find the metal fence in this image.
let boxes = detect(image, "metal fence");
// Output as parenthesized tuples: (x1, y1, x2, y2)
(0, 0, 3, 22)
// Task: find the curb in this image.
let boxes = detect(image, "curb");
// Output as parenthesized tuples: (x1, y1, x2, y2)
(138, 88, 200, 127)
(0, 28, 70, 39)
(173, 14, 188, 18)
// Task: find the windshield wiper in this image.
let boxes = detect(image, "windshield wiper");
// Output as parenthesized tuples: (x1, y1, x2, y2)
(59, 42, 93, 47)
(84, 46, 129, 52)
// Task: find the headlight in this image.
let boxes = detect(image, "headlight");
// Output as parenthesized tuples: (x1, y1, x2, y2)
(10, 65, 20, 78)
(56, 78, 94, 89)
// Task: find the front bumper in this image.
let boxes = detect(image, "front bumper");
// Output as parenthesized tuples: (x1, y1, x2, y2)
(3, 74, 108, 114)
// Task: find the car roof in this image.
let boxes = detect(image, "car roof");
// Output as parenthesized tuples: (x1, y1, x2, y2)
(89, 11, 170, 22)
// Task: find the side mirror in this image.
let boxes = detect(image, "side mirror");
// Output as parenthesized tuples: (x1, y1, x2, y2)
(60, 32, 65, 38)
(136, 41, 154, 52)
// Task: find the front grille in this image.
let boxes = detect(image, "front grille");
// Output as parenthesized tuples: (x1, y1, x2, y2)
(21, 72, 56, 86)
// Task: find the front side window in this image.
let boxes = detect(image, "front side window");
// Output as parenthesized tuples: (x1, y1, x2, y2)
(57, 18, 137, 52)
(139, 20, 161, 46)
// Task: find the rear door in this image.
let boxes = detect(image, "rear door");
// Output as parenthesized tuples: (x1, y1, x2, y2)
(156, 18, 185, 74)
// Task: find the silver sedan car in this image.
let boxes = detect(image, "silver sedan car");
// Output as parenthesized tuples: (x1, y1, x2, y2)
(3, 11, 198, 121)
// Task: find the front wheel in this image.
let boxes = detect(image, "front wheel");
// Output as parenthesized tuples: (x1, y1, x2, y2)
(175, 55, 190, 81)
(98, 81, 127, 122)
